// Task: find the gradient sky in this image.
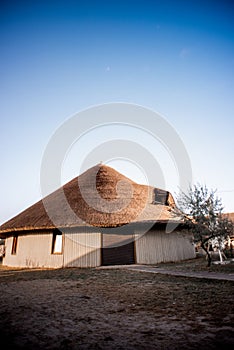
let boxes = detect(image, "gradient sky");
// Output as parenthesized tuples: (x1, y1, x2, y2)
(1, 0, 234, 224)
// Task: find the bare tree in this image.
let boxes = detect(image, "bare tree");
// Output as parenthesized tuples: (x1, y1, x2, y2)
(176, 184, 233, 267)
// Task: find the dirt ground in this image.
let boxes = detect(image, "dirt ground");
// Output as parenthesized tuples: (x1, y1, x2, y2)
(0, 258, 233, 350)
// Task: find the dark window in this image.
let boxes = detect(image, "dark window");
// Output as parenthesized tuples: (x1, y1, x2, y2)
(152, 189, 169, 205)
(51, 230, 63, 254)
(11, 235, 18, 255)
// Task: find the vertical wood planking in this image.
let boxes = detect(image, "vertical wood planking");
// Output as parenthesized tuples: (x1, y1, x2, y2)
(135, 229, 195, 264)
(3, 232, 63, 268)
(63, 228, 101, 267)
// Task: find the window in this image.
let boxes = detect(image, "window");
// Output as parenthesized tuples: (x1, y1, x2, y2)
(11, 235, 18, 255)
(51, 230, 63, 254)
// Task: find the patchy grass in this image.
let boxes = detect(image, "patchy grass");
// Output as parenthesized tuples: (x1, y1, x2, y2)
(150, 255, 234, 273)
(0, 259, 233, 349)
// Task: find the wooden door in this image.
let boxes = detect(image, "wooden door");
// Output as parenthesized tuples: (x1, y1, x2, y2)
(102, 232, 135, 265)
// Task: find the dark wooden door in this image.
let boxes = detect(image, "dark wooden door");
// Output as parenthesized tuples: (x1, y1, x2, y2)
(102, 233, 135, 266)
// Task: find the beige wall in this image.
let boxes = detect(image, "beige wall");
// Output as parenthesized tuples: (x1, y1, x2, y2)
(3, 232, 63, 268)
(63, 230, 101, 267)
(3, 229, 102, 268)
(2, 227, 195, 268)
(135, 229, 195, 264)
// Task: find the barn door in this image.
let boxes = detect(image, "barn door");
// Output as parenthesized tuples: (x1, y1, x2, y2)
(102, 232, 135, 266)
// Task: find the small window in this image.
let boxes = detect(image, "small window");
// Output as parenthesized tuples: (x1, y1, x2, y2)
(51, 230, 63, 254)
(11, 235, 18, 255)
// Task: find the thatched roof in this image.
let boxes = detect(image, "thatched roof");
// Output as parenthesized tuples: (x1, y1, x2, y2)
(0, 164, 181, 236)
(223, 212, 234, 222)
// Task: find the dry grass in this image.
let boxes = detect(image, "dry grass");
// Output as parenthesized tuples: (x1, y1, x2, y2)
(0, 257, 233, 349)
(150, 255, 234, 273)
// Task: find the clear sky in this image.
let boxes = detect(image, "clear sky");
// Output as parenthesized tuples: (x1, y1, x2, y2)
(1, 0, 234, 224)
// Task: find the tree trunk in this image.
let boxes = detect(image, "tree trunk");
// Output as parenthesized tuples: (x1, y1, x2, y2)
(218, 249, 223, 263)
(201, 243, 212, 267)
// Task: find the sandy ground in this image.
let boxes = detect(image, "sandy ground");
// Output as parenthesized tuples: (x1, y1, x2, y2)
(0, 260, 233, 350)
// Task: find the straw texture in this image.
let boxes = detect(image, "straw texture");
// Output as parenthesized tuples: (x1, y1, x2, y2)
(0, 164, 180, 235)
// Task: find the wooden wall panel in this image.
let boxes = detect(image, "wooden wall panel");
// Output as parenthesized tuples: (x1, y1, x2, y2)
(135, 230, 195, 264)
(3, 232, 63, 268)
(63, 230, 101, 267)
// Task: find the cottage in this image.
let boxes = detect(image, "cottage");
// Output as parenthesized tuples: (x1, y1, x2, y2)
(0, 164, 195, 268)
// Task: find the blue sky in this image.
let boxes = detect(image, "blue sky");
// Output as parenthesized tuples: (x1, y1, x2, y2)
(1, 0, 234, 224)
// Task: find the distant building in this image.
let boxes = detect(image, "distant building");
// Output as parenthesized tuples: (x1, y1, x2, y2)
(0, 164, 195, 268)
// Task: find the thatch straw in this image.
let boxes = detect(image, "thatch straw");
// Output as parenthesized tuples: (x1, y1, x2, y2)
(0, 164, 179, 236)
